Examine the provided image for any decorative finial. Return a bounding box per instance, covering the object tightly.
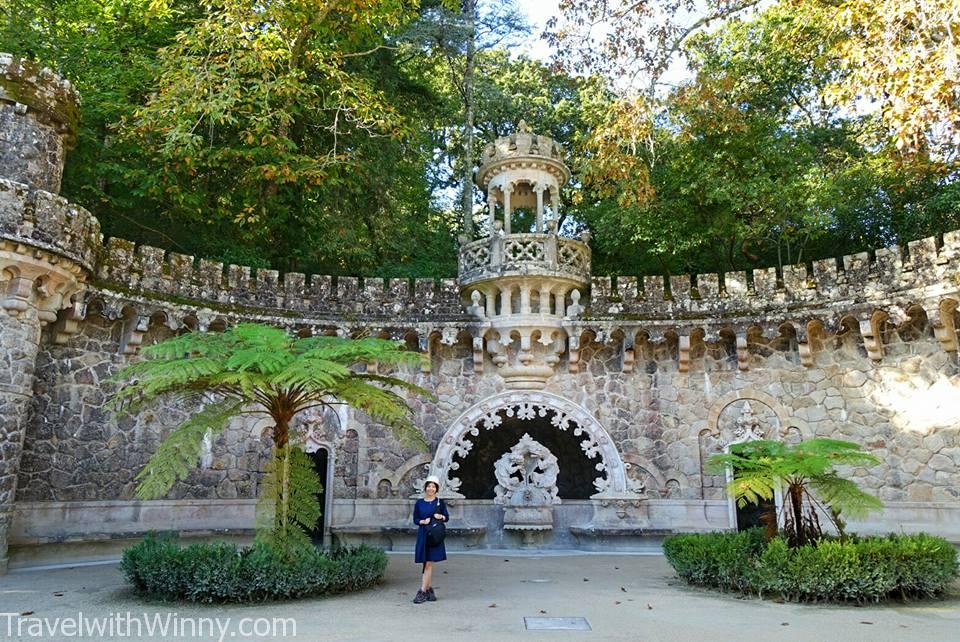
[517,119,531,134]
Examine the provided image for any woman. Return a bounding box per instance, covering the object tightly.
[412,474,448,604]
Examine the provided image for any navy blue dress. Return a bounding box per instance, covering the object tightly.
[413,497,449,564]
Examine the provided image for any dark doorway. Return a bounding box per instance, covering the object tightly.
[735,496,775,531]
[452,411,603,499]
[308,448,329,545]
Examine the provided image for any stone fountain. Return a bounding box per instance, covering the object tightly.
[494,433,561,546]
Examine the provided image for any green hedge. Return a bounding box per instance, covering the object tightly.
[121,533,388,603]
[663,530,958,603]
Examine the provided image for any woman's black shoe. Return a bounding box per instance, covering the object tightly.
[426,587,437,601]
[413,590,428,604]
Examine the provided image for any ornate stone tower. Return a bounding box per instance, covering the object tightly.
[0,55,98,572]
[458,122,591,389]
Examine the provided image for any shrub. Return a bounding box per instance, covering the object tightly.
[662,528,765,592]
[121,533,388,603]
[663,530,958,603]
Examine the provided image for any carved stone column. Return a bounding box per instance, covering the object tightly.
[0,270,41,573]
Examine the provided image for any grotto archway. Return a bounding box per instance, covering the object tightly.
[429,391,641,499]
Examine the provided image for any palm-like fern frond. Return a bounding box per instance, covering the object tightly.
[133,400,244,500]
[707,437,883,546]
[725,469,778,509]
[109,323,431,552]
[332,378,429,450]
[811,472,884,518]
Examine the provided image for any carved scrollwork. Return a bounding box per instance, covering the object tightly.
[429,391,640,499]
[493,433,561,506]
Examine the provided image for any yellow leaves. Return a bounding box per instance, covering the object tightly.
[581,95,657,209]
[801,0,960,158]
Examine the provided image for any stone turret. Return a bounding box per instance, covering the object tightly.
[0,53,79,193]
[476,119,570,235]
[460,123,590,389]
[0,54,95,573]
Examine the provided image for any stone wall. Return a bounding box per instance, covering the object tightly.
[2,53,959,568]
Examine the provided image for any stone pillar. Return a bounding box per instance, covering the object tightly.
[0,266,52,572]
[519,285,531,314]
[487,193,496,235]
[499,286,512,315]
[0,54,91,573]
[503,185,513,235]
[534,184,545,232]
[539,285,551,314]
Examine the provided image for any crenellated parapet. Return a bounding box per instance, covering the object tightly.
[95,237,462,320]
[0,54,79,194]
[588,232,960,320]
[0,178,101,271]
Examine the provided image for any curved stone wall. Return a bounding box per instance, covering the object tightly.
[1,54,958,568]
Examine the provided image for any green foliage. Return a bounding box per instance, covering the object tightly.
[121,532,388,603]
[109,323,431,548]
[663,530,959,603]
[256,445,323,553]
[708,438,882,546]
[579,3,960,276]
[661,528,766,592]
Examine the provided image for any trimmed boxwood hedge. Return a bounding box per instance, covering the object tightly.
[663,530,959,603]
[121,533,388,603]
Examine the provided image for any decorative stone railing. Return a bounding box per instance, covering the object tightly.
[458,232,592,288]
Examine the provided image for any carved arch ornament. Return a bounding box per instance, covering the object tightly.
[705,390,807,529]
[429,391,643,499]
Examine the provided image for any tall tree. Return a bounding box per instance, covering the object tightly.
[562,3,960,276]
[405,0,529,237]
[549,0,960,162]
[461,0,477,237]
[0,0,201,247]
[124,0,417,269]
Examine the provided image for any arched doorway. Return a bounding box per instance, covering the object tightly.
[452,409,602,499]
[430,391,642,499]
[307,447,329,545]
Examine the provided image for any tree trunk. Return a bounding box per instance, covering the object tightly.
[789,481,805,546]
[460,0,477,238]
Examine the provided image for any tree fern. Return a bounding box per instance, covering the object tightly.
[109,323,433,551]
[708,438,883,547]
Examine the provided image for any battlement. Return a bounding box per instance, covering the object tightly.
[0,179,100,270]
[95,236,463,319]
[0,54,79,193]
[587,231,960,318]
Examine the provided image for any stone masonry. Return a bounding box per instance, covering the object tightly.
[0,55,958,570]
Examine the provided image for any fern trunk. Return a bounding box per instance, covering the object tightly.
[788,480,805,546]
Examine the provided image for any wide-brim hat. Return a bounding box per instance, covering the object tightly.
[423,475,441,490]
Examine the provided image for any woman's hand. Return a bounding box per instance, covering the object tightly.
[433,513,445,521]
[419,518,431,525]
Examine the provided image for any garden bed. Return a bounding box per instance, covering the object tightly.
[121,533,387,603]
[663,529,959,603]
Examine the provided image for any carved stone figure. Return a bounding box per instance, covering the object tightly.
[493,433,561,506]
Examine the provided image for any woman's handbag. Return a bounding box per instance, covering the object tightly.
[426,499,446,547]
